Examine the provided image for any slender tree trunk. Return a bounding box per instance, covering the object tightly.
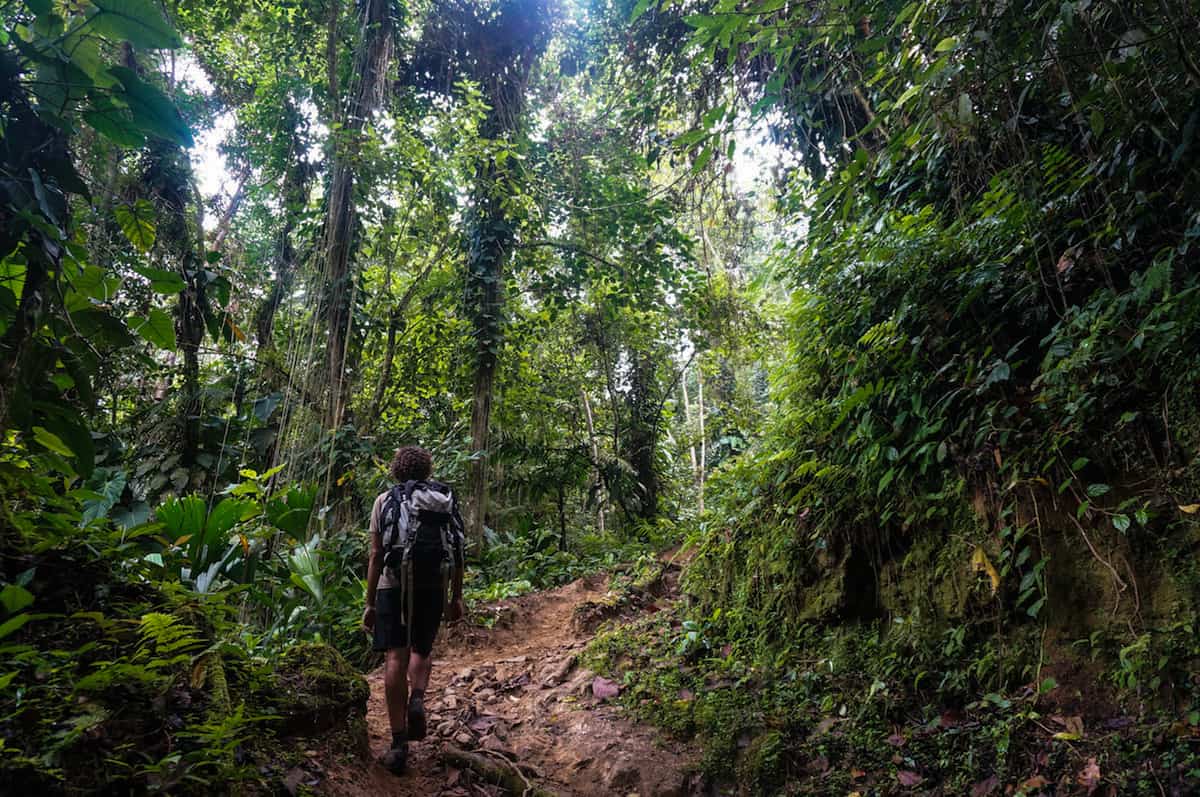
[557,483,567,551]
[696,364,706,514]
[626,351,659,520]
[681,368,698,494]
[581,388,604,535]
[322,0,392,429]
[211,164,250,253]
[0,56,75,436]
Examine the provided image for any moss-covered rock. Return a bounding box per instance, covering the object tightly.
[264,643,369,750]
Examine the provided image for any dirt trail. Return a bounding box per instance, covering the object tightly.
[319,558,704,797]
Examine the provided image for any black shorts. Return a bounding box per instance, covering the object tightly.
[373,582,444,656]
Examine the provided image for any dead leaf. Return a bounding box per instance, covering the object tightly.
[939,708,964,728]
[1179,503,1199,514]
[886,732,907,747]
[971,775,1000,796]
[591,676,620,700]
[283,768,306,796]
[1056,249,1076,276]
[897,770,924,787]
[1077,758,1101,793]
[1021,775,1049,790]
[468,715,502,733]
[814,717,839,735]
[971,545,1001,595]
[850,768,866,780]
[1051,715,1084,740]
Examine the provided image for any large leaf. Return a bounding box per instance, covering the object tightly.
[88,0,183,50]
[252,392,283,422]
[158,495,207,540]
[37,406,95,478]
[185,498,254,570]
[114,200,156,251]
[133,265,184,294]
[81,467,127,524]
[32,426,74,458]
[129,307,176,350]
[205,498,254,541]
[265,486,315,537]
[84,108,145,146]
[108,66,193,146]
[0,585,34,614]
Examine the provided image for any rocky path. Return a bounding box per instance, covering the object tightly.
[319,558,703,797]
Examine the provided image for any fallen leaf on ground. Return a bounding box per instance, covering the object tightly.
[1051,714,1084,740]
[886,732,906,747]
[814,716,838,735]
[939,708,964,728]
[1077,758,1101,793]
[591,676,620,700]
[971,775,999,796]
[897,770,923,787]
[1021,774,1049,790]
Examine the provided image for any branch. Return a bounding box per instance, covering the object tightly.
[515,239,621,271]
[440,745,554,797]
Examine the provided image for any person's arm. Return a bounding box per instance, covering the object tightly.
[362,497,383,633]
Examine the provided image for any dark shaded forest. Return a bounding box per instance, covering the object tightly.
[2,0,1199,793]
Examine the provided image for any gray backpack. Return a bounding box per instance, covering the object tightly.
[379,480,463,627]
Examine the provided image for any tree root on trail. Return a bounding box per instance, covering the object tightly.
[440,745,556,797]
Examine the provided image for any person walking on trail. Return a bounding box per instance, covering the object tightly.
[361,445,466,775]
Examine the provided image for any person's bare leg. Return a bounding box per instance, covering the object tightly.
[408,651,433,693]
[406,651,433,739]
[384,647,410,743]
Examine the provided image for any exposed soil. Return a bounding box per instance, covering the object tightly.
[316,557,704,797]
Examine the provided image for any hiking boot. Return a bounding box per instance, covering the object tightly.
[407,691,427,741]
[379,741,408,776]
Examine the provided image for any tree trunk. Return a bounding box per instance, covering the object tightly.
[681,368,698,500]
[322,0,392,429]
[557,482,567,550]
[626,351,659,520]
[210,163,250,253]
[255,152,307,354]
[696,363,706,514]
[463,131,515,548]
[581,389,605,535]
[452,0,554,549]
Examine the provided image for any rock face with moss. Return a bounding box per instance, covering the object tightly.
[266,642,370,754]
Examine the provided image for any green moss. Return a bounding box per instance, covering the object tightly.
[265,643,369,741]
[736,730,786,791]
[879,531,973,622]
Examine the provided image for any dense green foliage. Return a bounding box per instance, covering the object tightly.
[2,0,1199,791]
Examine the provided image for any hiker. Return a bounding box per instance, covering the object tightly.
[361,445,466,775]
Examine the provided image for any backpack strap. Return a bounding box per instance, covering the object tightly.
[381,484,409,551]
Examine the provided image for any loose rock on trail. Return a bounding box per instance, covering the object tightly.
[318,556,704,796]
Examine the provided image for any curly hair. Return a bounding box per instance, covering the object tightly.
[390,445,433,483]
